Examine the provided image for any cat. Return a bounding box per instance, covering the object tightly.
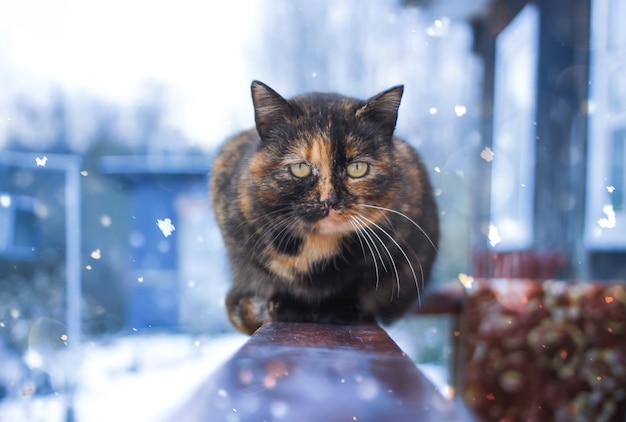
[210,80,439,335]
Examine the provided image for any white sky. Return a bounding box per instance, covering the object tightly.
[0,0,263,148]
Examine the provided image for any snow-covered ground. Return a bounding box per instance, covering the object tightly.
[0,330,449,422]
[0,332,248,422]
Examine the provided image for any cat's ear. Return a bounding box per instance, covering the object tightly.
[251,80,293,140]
[356,85,404,135]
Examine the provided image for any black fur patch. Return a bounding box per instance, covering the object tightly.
[270,230,303,256]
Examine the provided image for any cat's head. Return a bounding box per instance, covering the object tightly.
[247,80,404,236]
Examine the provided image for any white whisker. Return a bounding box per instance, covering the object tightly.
[357,214,421,305]
[272,220,299,254]
[241,206,294,251]
[350,218,380,290]
[255,211,301,259]
[351,216,388,273]
[359,204,438,253]
[417,255,425,291]
[353,215,400,300]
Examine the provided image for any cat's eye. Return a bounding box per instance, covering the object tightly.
[289,162,312,178]
[346,162,369,178]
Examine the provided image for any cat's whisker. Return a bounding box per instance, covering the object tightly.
[272,219,299,254]
[351,215,388,273]
[263,213,301,257]
[357,214,421,305]
[349,219,368,264]
[249,210,299,259]
[353,215,400,300]
[417,255,425,291]
[233,206,292,238]
[396,236,426,294]
[359,204,438,253]
[350,217,381,290]
[398,237,426,294]
[238,206,294,250]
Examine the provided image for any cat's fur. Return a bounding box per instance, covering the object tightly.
[211,81,439,335]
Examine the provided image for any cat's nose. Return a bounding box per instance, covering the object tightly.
[321,191,339,209]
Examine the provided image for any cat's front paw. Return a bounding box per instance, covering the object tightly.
[227,296,270,335]
[269,295,372,326]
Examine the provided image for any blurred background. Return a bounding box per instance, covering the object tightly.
[0,0,623,420]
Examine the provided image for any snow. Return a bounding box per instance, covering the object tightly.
[597,204,616,229]
[480,147,494,162]
[0,332,248,422]
[156,218,176,238]
[35,156,48,167]
[488,224,501,247]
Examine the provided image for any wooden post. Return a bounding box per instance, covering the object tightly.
[169,322,475,421]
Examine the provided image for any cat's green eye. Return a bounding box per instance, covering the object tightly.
[289,162,312,178]
[346,161,369,178]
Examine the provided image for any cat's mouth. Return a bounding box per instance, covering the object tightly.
[313,209,354,235]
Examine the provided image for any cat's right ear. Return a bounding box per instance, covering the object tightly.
[251,81,292,140]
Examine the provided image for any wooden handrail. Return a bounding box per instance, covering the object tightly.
[170,322,475,421]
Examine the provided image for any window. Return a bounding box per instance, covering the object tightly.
[585,0,626,248]
[489,3,540,250]
[0,193,40,260]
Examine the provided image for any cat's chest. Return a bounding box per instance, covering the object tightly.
[266,231,344,281]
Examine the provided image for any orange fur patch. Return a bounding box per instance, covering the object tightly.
[305,136,333,201]
[267,230,344,281]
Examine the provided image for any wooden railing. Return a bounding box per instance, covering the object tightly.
[166,247,625,421]
[170,321,475,421]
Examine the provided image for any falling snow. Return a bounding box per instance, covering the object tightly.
[488,225,501,247]
[597,205,616,229]
[90,249,102,260]
[480,147,494,162]
[0,194,10,208]
[100,215,112,227]
[458,273,474,289]
[157,218,176,237]
[35,156,48,167]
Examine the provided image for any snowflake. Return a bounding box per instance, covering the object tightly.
[35,156,48,167]
[157,218,176,237]
[480,147,494,162]
[458,273,474,289]
[597,205,616,229]
[0,194,11,208]
[488,224,501,247]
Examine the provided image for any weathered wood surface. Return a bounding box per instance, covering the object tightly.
[171,322,475,421]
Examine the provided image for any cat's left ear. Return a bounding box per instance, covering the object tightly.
[356,85,404,135]
[251,80,293,140]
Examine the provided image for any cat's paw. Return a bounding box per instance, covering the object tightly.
[228,296,270,335]
[269,295,373,326]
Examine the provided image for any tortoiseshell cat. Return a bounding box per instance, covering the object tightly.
[211,81,439,335]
